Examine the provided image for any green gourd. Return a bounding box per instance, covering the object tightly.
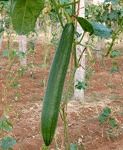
[41,23,74,146]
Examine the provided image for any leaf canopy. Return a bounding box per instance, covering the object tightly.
[11,0,44,35]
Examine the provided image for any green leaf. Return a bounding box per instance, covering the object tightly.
[70,143,78,150]
[0,116,13,132]
[91,22,112,38]
[76,17,94,34]
[110,50,121,58]
[98,107,111,124]
[109,117,117,128]
[11,0,44,35]
[0,137,16,150]
[103,107,111,115]
[75,81,88,90]
[98,115,107,124]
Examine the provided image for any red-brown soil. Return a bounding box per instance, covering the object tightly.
[1,38,123,150]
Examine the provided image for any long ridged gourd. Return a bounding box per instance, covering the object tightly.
[41,23,74,146]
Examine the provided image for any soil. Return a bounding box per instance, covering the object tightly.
[0,37,123,150]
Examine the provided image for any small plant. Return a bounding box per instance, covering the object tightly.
[98,107,117,127]
[0,116,16,150]
[98,107,118,139]
[0,116,13,132]
[75,80,88,90]
[0,136,16,150]
[110,50,121,58]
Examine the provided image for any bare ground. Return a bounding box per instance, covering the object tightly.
[0,38,123,150]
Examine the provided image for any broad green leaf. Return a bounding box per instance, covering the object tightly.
[11,0,44,35]
[0,136,16,150]
[76,17,94,34]
[91,22,112,38]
